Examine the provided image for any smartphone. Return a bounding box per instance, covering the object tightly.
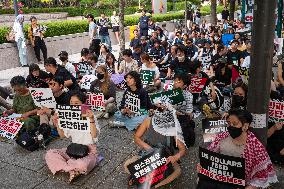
[81,104,91,117]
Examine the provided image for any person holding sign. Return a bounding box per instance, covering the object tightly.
[173,74,195,147]
[140,53,161,91]
[197,109,277,189]
[112,71,153,130]
[45,91,100,182]
[90,65,117,119]
[124,97,186,188]
[3,76,39,132]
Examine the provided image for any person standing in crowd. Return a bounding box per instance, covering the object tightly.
[221,6,230,21]
[86,14,97,45]
[194,8,201,25]
[45,91,100,183]
[110,11,120,45]
[138,9,150,37]
[26,63,49,88]
[90,65,117,119]
[28,16,47,63]
[197,109,278,189]
[44,57,79,91]
[186,7,194,30]
[58,51,77,78]
[118,49,139,74]
[98,13,112,51]
[13,14,28,67]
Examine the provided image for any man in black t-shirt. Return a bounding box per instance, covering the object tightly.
[44,57,79,91]
[221,7,229,21]
[226,40,244,67]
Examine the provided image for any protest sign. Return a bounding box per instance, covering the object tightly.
[125,91,141,115]
[198,147,245,188]
[163,80,174,91]
[237,66,249,84]
[74,62,92,76]
[80,75,97,90]
[29,88,56,109]
[269,99,284,123]
[221,34,234,47]
[86,93,105,111]
[141,70,155,85]
[150,88,184,105]
[189,76,207,94]
[127,148,174,188]
[57,105,90,132]
[202,118,228,143]
[0,117,23,139]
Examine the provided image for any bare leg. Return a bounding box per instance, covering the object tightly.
[123,155,140,174]
[115,31,120,44]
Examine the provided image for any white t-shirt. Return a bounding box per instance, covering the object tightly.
[65,62,77,78]
[141,64,160,79]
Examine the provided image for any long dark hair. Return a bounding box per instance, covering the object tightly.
[105,53,117,69]
[125,71,142,90]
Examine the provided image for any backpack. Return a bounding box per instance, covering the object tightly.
[16,124,51,151]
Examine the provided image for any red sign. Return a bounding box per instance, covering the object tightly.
[189,77,207,94]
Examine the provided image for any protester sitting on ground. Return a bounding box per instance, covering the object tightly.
[213,62,232,91]
[132,44,143,67]
[158,45,178,78]
[44,57,79,91]
[197,109,278,189]
[105,53,118,75]
[172,74,195,147]
[140,36,149,53]
[37,76,70,130]
[58,51,77,78]
[118,49,139,74]
[26,63,49,88]
[80,48,90,62]
[89,65,117,119]
[140,53,161,92]
[156,26,167,41]
[3,76,39,132]
[231,82,248,110]
[149,40,166,62]
[111,71,153,130]
[45,91,100,182]
[124,97,186,188]
[88,54,99,76]
[98,43,110,65]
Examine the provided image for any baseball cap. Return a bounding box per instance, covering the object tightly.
[58,51,68,57]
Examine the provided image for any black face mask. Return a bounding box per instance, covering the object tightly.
[232,95,245,108]
[97,73,104,80]
[227,126,243,139]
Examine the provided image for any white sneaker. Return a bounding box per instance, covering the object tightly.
[103,113,110,119]
[109,121,125,128]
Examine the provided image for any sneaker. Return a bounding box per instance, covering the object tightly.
[109,121,125,128]
[96,112,105,119]
[103,113,109,119]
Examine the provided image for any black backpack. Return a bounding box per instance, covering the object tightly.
[16,124,51,151]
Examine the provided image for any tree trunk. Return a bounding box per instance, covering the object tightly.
[211,0,217,25]
[229,0,235,20]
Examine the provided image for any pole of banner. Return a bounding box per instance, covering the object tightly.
[13,0,19,17]
[241,0,246,22]
[277,0,283,38]
[247,0,277,146]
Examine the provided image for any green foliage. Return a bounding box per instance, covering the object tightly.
[0,12,184,44]
[200,5,224,15]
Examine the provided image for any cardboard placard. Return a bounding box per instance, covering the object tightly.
[189,76,207,94]
[198,147,245,188]
[237,66,249,84]
[80,75,97,90]
[86,93,105,111]
[269,99,284,123]
[202,118,228,143]
[57,105,90,132]
[163,80,174,91]
[0,117,23,139]
[150,88,184,105]
[125,91,141,115]
[29,88,57,109]
[127,148,174,188]
[141,70,155,85]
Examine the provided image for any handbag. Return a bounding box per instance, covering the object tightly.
[66,143,89,159]
[6,28,15,42]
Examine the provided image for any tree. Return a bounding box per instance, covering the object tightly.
[211,0,217,25]
[229,0,236,20]
[119,0,125,53]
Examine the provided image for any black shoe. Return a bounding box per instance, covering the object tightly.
[22,65,29,67]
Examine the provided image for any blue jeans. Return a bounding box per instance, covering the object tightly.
[114,112,147,131]
[16,38,27,66]
[99,35,112,51]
